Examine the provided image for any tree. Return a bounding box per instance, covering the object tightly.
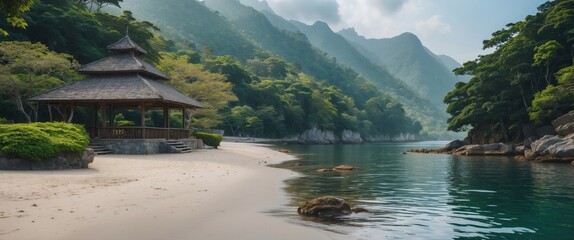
[224,105,256,136]
[158,52,237,129]
[0,41,80,122]
[530,65,574,123]
[0,0,33,36]
[533,40,563,84]
[75,0,123,12]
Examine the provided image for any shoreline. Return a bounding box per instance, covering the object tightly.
[0,142,336,240]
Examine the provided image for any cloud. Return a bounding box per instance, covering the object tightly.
[266,0,341,24]
[415,15,452,37]
[366,0,410,15]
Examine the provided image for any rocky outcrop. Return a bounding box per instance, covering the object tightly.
[530,133,574,159]
[517,112,574,162]
[408,113,574,164]
[552,112,574,136]
[297,196,352,218]
[457,143,515,156]
[444,140,467,151]
[364,133,417,142]
[286,127,338,144]
[0,148,95,170]
[552,112,574,129]
[341,130,363,143]
[286,127,416,144]
[408,140,514,156]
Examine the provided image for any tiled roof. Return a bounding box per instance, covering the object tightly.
[107,35,148,54]
[77,53,170,80]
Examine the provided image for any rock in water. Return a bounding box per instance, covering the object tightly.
[332,165,358,171]
[297,196,352,218]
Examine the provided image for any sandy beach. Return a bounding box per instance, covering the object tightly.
[0,142,336,240]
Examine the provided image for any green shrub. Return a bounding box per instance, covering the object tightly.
[0,118,12,124]
[0,122,89,161]
[193,131,223,148]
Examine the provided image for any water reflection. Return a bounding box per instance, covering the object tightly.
[275,142,574,239]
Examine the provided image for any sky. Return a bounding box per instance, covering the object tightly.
[257,0,547,63]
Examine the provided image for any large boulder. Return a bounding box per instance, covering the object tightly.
[297,196,352,218]
[531,134,574,158]
[555,122,574,137]
[443,140,466,151]
[552,112,574,128]
[523,136,538,148]
[535,125,557,138]
[464,143,514,155]
[531,135,563,156]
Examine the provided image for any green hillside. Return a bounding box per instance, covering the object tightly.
[339,29,459,108]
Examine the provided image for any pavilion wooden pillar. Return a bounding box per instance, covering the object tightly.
[140,103,146,139]
[101,104,107,128]
[93,105,99,138]
[181,107,185,129]
[163,107,169,139]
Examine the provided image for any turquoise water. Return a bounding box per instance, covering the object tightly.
[275,141,574,239]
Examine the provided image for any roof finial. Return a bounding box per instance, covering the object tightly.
[126,25,129,36]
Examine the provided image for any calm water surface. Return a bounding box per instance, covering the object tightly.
[274,141,574,239]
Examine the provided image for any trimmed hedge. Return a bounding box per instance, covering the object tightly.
[193,131,223,148]
[0,122,89,161]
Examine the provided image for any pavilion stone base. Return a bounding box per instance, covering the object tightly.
[0,149,95,170]
[92,139,200,154]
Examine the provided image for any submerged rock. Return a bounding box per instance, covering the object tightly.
[316,168,333,173]
[297,196,352,218]
[332,165,358,172]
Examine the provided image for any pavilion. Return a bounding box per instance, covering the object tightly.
[29,35,205,154]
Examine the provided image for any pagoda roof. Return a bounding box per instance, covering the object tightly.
[28,74,205,109]
[77,53,170,80]
[107,35,148,54]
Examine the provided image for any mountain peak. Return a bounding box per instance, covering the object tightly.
[337,28,368,43]
[395,32,422,45]
[239,0,274,13]
[311,21,332,30]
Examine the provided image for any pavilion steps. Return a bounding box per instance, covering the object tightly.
[165,140,192,153]
[88,143,114,155]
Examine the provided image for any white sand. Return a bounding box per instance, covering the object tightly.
[0,142,337,240]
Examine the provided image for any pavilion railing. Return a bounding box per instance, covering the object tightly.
[89,127,191,139]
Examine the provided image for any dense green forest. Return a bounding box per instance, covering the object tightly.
[0,0,422,140]
[444,0,574,144]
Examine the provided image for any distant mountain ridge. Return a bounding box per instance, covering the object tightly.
[338,28,459,108]
[208,0,451,134]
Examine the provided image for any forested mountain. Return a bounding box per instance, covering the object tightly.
[202,0,456,137]
[444,0,574,144]
[0,0,423,141]
[435,54,472,82]
[339,29,459,108]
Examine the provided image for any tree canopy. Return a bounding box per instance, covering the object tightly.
[445,0,574,143]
